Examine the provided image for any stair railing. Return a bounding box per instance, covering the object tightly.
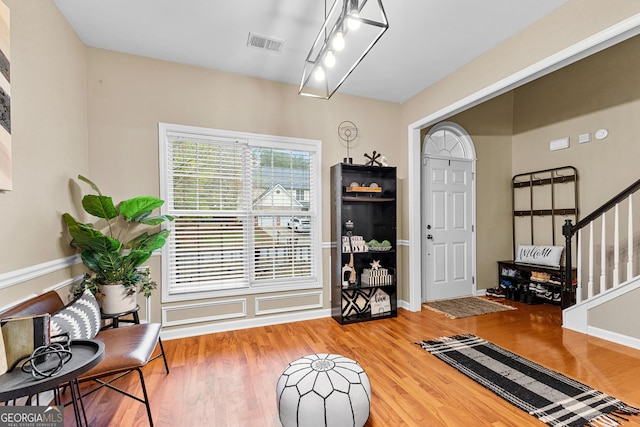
[563,177,640,308]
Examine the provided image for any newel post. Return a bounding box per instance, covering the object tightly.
[562,219,575,309]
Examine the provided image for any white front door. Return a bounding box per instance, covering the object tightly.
[422,157,474,301]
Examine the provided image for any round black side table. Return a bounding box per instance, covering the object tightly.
[0,339,105,427]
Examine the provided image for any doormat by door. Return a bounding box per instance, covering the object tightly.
[423,296,515,319]
[416,334,640,427]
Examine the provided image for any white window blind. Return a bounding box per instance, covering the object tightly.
[160,124,321,299]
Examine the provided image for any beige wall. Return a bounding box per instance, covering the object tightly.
[0,0,88,303]
[0,0,88,272]
[590,287,640,339]
[512,33,640,215]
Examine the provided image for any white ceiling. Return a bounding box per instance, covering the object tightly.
[52,0,566,104]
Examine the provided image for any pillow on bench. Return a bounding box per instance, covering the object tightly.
[515,245,564,269]
[50,289,101,340]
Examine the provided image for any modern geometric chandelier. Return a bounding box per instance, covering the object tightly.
[299,0,389,99]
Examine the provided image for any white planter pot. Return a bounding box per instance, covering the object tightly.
[99,283,137,314]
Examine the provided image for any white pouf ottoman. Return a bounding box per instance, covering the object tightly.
[276,354,371,427]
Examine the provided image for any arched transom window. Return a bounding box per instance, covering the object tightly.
[422,121,475,160]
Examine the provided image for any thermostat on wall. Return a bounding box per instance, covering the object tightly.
[595,129,609,140]
[549,137,570,151]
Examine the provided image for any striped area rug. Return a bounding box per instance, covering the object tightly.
[417,334,640,427]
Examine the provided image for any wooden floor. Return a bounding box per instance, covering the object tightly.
[70,298,640,426]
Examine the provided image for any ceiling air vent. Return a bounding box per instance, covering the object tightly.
[247,32,285,53]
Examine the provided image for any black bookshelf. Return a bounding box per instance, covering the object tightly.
[330,163,397,324]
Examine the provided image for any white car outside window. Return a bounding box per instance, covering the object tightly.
[288,218,310,233]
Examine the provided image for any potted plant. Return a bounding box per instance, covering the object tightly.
[63,175,174,314]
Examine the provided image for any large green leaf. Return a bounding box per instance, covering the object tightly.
[80,251,101,273]
[85,235,121,253]
[78,175,104,196]
[80,250,123,276]
[62,212,80,228]
[82,194,118,220]
[121,249,152,271]
[63,213,105,251]
[126,230,170,251]
[140,215,175,226]
[95,252,125,281]
[119,197,164,222]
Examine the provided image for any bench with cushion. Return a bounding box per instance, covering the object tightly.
[0,290,169,426]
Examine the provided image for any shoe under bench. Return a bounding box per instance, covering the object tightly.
[497,261,576,306]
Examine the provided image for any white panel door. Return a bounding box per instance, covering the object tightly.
[422,158,474,301]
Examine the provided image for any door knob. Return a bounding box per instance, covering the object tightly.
[426,234,433,240]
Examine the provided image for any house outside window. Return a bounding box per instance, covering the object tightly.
[295,188,307,205]
[158,123,322,302]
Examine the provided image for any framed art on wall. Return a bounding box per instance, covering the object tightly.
[0,0,10,191]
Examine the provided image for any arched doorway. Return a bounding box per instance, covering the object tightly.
[421,122,476,302]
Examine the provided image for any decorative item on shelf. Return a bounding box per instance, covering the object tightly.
[370,288,391,315]
[364,150,382,166]
[343,219,357,286]
[344,219,354,232]
[338,121,358,164]
[346,183,382,193]
[341,288,371,317]
[367,239,392,251]
[362,152,388,166]
[62,175,175,314]
[341,264,354,288]
[342,235,368,253]
[361,261,394,286]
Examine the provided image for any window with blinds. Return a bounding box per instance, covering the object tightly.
[159,123,321,300]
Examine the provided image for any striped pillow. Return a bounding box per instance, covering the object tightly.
[50,289,101,340]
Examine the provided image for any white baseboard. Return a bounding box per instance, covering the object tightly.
[160,308,332,340]
[160,303,417,340]
[588,326,640,351]
[397,299,411,311]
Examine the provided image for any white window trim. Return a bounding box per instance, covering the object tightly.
[158,122,323,303]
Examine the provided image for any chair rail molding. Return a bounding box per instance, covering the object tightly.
[0,255,80,290]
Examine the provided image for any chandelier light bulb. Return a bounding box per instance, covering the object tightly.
[347,14,361,31]
[324,51,336,68]
[314,66,326,81]
[332,31,345,51]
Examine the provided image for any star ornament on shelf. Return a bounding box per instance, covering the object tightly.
[370,260,381,270]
